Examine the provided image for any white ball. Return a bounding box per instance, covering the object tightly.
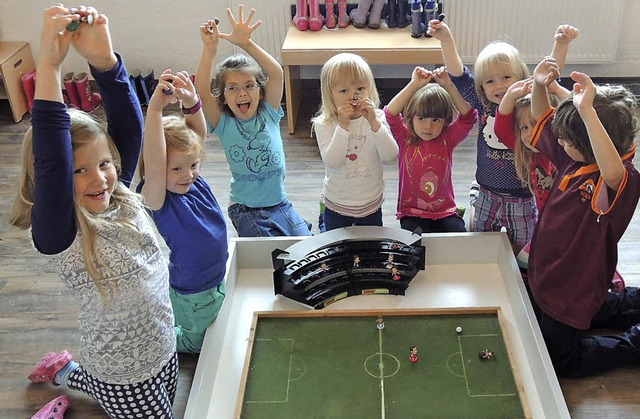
[456,326,463,333]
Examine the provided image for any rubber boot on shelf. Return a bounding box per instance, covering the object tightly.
[367,0,386,28]
[63,72,81,109]
[396,0,410,28]
[410,0,425,38]
[73,72,102,112]
[337,0,350,28]
[20,69,36,112]
[293,0,309,31]
[325,0,337,29]
[387,0,398,28]
[308,0,325,31]
[349,0,373,28]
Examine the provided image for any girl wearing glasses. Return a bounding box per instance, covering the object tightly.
[195,5,311,237]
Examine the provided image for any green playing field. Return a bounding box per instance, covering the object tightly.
[237,310,526,419]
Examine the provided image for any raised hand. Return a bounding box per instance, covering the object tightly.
[357,97,380,130]
[39,5,75,69]
[411,66,433,87]
[200,18,221,50]
[554,24,579,44]
[432,66,455,88]
[533,57,560,87]
[505,78,533,100]
[570,71,596,114]
[68,6,116,71]
[219,5,261,47]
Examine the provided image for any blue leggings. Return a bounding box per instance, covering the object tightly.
[67,353,179,418]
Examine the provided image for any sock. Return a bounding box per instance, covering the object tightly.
[54,360,79,388]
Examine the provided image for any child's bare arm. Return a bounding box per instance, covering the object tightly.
[550,25,579,72]
[531,57,559,120]
[499,78,532,115]
[572,72,625,190]
[433,67,472,115]
[221,6,283,110]
[172,71,206,142]
[386,67,432,116]
[427,21,463,77]
[195,19,223,128]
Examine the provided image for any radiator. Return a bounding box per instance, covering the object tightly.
[227,0,292,63]
[445,0,626,64]
[231,0,625,65]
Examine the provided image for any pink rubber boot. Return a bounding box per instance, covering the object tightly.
[293,0,309,30]
[337,0,350,28]
[308,0,325,31]
[325,0,337,29]
[73,72,102,112]
[21,69,36,112]
[62,72,81,109]
[31,395,70,419]
[28,350,73,385]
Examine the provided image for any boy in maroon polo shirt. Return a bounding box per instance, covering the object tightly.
[529,57,640,377]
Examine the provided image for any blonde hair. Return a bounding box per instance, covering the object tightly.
[513,94,562,192]
[312,53,380,126]
[474,41,529,110]
[513,97,535,191]
[138,115,204,180]
[10,109,145,291]
[403,83,456,145]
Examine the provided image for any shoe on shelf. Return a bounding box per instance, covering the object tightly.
[28,350,73,385]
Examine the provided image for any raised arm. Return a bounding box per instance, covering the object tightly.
[531,57,559,120]
[427,21,463,77]
[221,6,283,110]
[432,66,472,116]
[386,67,432,116]
[550,25,579,72]
[572,72,625,190]
[173,70,206,140]
[196,18,224,128]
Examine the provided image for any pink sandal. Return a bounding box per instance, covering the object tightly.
[28,351,73,385]
[31,395,70,419]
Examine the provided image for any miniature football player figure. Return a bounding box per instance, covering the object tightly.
[353,255,361,268]
[479,349,494,360]
[320,262,329,271]
[377,316,385,330]
[409,345,419,363]
[391,267,401,281]
[386,254,395,269]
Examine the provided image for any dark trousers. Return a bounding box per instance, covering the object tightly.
[399,214,466,233]
[529,286,640,377]
[323,207,383,231]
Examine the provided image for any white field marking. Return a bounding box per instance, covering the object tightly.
[245,338,295,404]
[378,327,386,419]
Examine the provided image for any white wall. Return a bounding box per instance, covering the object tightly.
[1,0,639,78]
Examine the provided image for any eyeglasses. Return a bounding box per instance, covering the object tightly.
[223,83,259,94]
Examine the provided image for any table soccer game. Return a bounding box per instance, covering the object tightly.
[236,309,527,419]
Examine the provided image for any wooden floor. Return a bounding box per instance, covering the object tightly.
[1,93,640,418]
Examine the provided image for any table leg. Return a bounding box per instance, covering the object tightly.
[284,64,301,134]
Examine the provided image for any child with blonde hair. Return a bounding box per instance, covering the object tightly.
[428,21,577,253]
[312,52,398,231]
[384,66,477,232]
[138,70,228,354]
[11,6,176,418]
[195,5,311,237]
[529,58,640,377]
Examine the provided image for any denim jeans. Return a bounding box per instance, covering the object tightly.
[323,207,383,231]
[228,200,312,237]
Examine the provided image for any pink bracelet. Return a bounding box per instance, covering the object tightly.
[182,95,202,115]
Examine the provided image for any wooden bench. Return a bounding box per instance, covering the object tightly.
[280,23,443,134]
[0,42,35,122]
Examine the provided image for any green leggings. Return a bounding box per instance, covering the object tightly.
[170,283,225,353]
